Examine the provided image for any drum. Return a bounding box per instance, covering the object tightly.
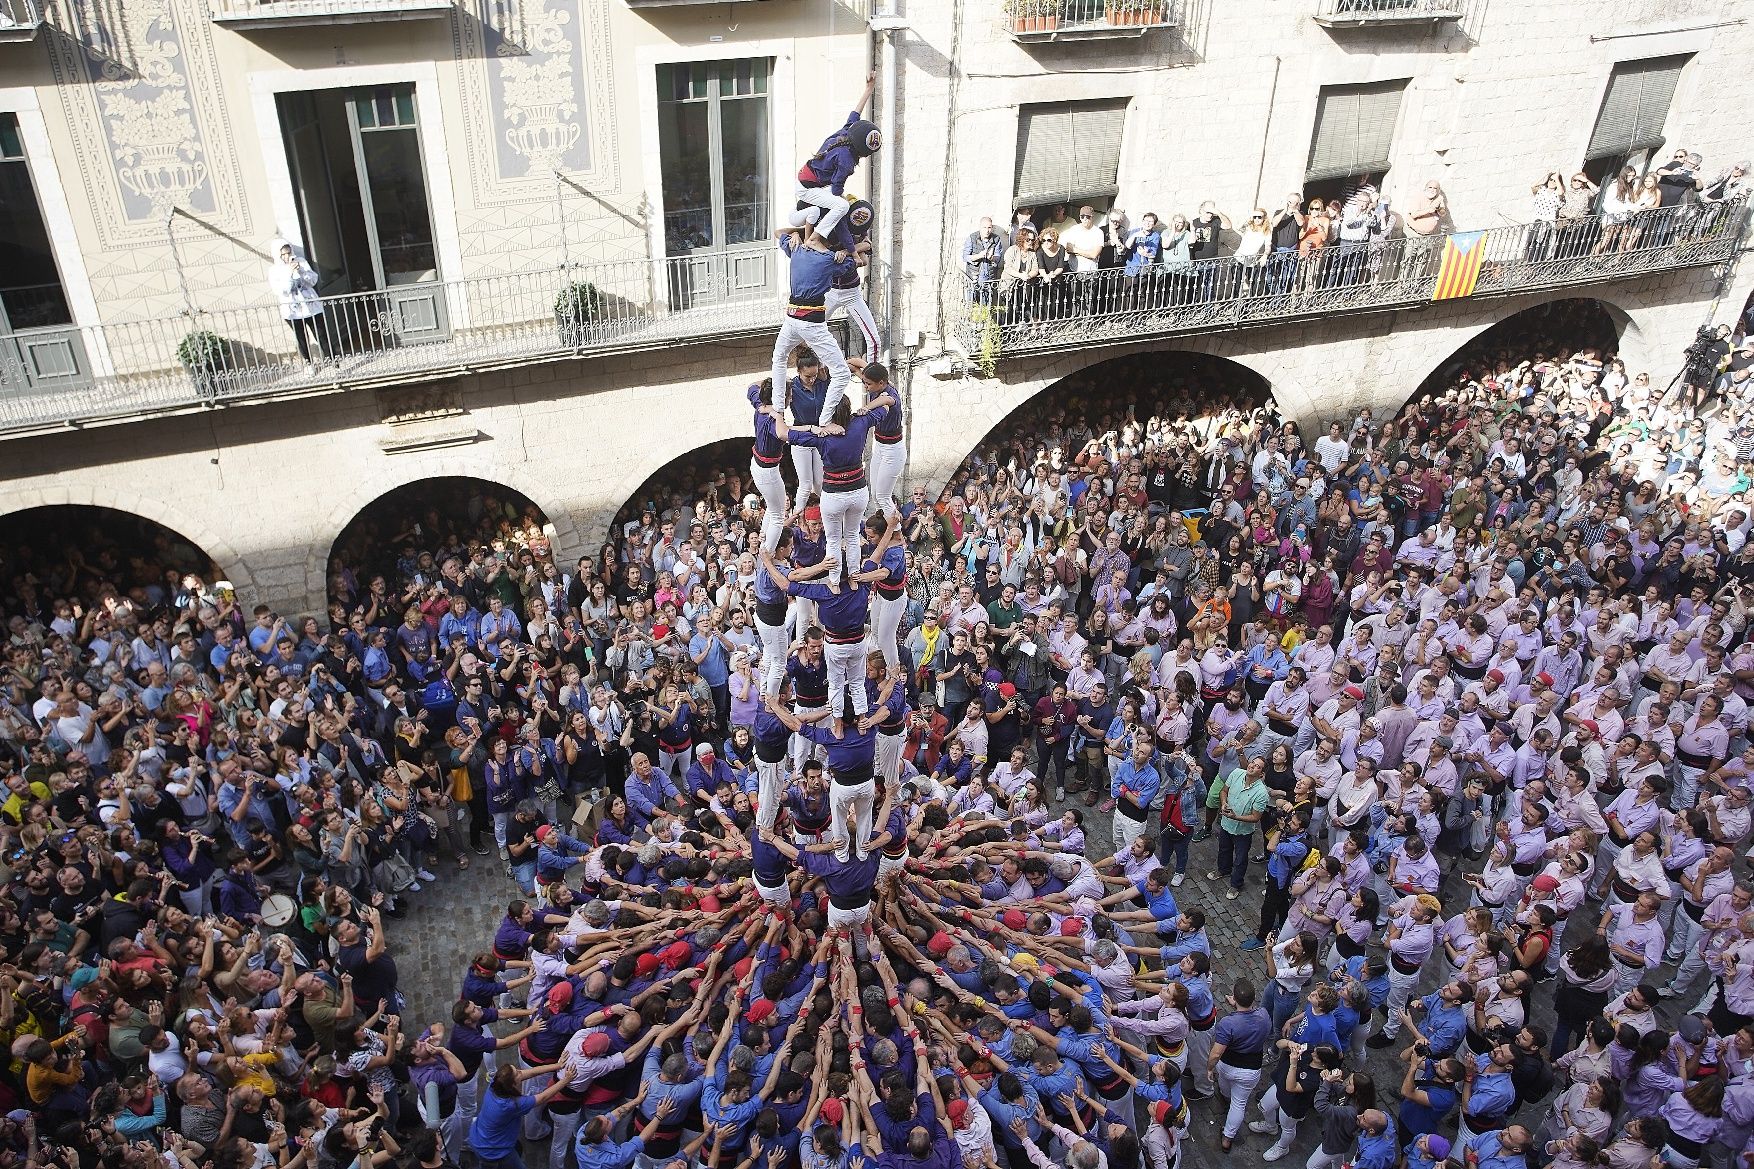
[261,892,298,928]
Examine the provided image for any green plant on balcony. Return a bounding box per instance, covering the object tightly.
[1005,0,1060,33]
[1105,0,1168,25]
[554,281,606,348]
[176,329,230,397]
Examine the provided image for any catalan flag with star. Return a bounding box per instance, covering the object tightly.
[1431,230,1487,301]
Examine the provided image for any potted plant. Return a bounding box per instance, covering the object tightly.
[176,329,230,397]
[554,281,606,348]
[1007,0,1059,33]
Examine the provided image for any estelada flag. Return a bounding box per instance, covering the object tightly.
[1432,231,1486,301]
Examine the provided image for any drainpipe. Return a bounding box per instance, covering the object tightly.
[872,7,907,351]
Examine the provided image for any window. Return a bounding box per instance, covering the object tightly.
[657,59,771,256]
[277,85,440,295]
[0,112,73,332]
[1013,99,1128,212]
[1304,80,1407,185]
[1585,55,1689,162]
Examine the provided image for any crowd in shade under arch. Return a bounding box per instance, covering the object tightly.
[11,300,1754,1169]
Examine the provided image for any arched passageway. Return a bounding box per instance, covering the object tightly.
[1410,297,1627,402]
[609,437,781,553]
[325,478,556,621]
[0,505,221,614]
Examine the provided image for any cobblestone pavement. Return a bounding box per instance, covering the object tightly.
[391,796,1690,1169]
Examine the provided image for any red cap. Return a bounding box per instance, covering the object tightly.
[582,1031,611,1057]
[820,1098,844,1125]
[732,955,754,980]
[804,506,822,522]
[1535,672,1555,687]
[1001,909,1027,930]
[535,824,553,843]
[746,999,777,1025]
[1577,718,1599,735]
[1152,1100,1172,1126]
[698,894,721,913]
[547,981,573,1011]
[1531,874,1560,893]
[635,952,661,978]
[1341,684,1364,700]
[947,1099,970,1128]
[1060,918,1084,937]
[999,682,1017,698]
[927,931,955,957]
[1486,668,1506,684]
[661,941,692,969]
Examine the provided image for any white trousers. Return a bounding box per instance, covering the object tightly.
[830,778,876,859]
[772,317,852,424]
[791,446,824,509]
[825,638,869,718]
[1381,965,1421,1036]
[791,704,828,771]
[827,900,873,930]
[868,440,906,520]
[819,487,868,586]
[1257,1085,1300,1151]
[825,285,880,359]
[756,614,790,697]
[755,872,791,908]
[1215,1064,1260,1139]
[1113,809,1148,853]
[876,729,903,786]
[791,184,850,239]
[755,756,787,831]
[870,592,905,668]
[750,457,788,552]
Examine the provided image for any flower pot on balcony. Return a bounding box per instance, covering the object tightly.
[176,329,232,399]
[554,281,607,348]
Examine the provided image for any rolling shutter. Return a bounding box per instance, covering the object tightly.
[1013,99,1128,210]
[1585,55,1688,161]
[1305,80,1407,182]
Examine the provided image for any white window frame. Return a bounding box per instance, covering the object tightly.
[246,62,466,325]
[0,86,104,357]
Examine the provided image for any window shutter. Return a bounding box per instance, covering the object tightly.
[1586,56,1688,161]
[1014,100,1128,210]
[1305,81,1407,183]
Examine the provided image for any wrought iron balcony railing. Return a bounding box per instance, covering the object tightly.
[0,251,778,436]
[952,200,1748,363]
[1008,0,1176,41]
[1314,0,1466,25]
[208,0,452,28]
[0,0,44,41]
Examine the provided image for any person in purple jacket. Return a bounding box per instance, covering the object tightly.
[768,391,895,591]
[788,70,879,249]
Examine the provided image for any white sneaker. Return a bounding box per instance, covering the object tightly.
[1248,1121,1277,1136]
[417,869,437,882]
[1170,872,1185,887]
[407,881,422,893]
[1264,1144,1291,1162]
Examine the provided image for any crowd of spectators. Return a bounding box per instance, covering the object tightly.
[964,156,1749,324]
[9,289,1754,1169]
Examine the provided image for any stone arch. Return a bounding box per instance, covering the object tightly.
[305,460,583,608]
[0,489,261,601]
[911,342,1294,503]
[1406,294,1647,408]
[606,437,778,541]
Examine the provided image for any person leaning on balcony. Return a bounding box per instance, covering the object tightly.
[962,218,1005,304]
[267,237,335,371]
[998,225,1043,323]
[1233,209,1273,296]
[1596,165,1640,254]
[1556,173,1599,258]
[1296,198,1331,290]
[1704,161,1752,203]
[1062,206,1105,275]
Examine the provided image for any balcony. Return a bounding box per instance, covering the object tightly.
[1313,0,1465,28]
[0,252,778,437]
[0,0,44,42]
[952,201,1747,364]
[625,0,765,7]
[209,0,452,29]
[1008,0,1176,42]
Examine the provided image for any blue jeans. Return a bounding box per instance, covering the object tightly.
[478,1154,526,1169]
[1216,827,1253,889]
[1156,828,1190,874]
